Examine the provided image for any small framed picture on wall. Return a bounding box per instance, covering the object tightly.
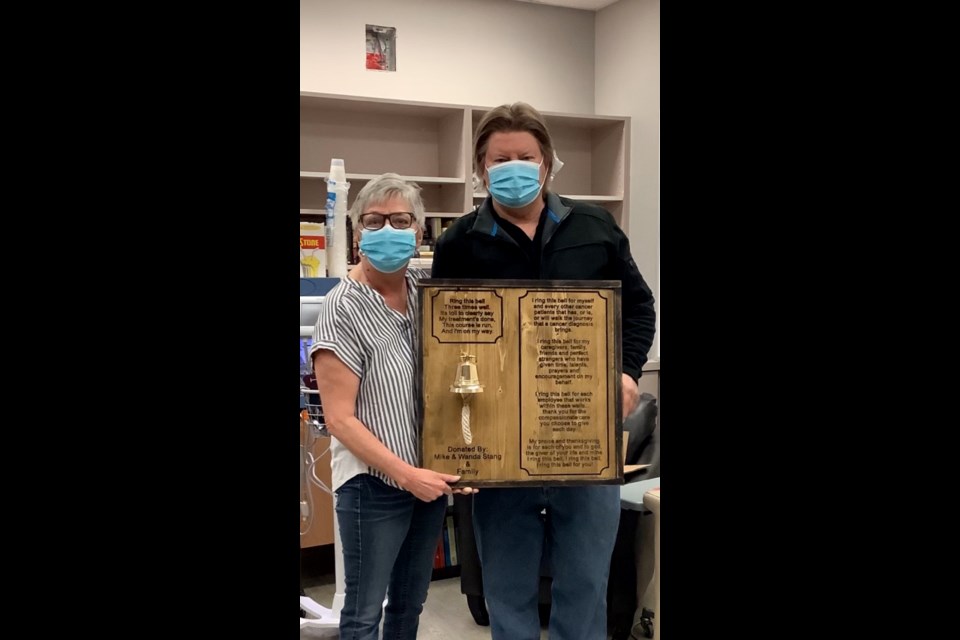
[365,24,397,71]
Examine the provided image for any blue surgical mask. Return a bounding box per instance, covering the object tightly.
[359,224,417,273]
[486,159,545,208]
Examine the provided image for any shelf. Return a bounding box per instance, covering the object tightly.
[300,172,464,185]
[300,95,469,183]
[557,194,622,202]
[301,181,466,216]
[301,92,467,118]
[301,209,462,219]
[409,257,433,270]
[301,92,629,232]
[424,211,464,218]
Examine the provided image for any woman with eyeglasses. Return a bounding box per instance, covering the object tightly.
[309,173,476,640]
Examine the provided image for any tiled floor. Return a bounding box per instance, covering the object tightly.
[299,481,659,639]
[300,575,651,639]
[301,576,548,640]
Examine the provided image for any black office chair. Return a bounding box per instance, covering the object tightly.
[455,393,659,629]
[611,392,659,639]
[624,392,660,479]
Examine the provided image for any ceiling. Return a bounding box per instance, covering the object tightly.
[512,0,622,11]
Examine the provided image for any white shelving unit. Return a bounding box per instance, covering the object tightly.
[300,91,632,245]
[300,93,471,223]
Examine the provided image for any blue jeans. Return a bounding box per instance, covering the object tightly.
[473,485,621,640]
[335,473,447,640]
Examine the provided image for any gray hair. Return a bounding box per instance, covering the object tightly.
[349,173,426,227]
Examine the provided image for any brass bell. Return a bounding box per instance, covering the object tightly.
[450,353,484,395]
[451,352,482,445]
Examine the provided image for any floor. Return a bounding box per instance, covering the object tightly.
[300,578,564,640]
[300,576,550,640]
[301,574,651,639]
[299,482,658,639]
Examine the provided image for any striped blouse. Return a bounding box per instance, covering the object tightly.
[309,268,427,491]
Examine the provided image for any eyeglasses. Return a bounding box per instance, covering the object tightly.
[359,212,416,230]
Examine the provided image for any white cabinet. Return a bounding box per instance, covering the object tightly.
[300,93,471,220]
[300,92,631,238]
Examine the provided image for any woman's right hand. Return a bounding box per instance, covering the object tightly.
[399,468,461,502]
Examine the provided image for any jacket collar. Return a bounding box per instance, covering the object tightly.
[470,192,573,246]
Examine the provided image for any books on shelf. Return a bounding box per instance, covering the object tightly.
[432,513,460,572]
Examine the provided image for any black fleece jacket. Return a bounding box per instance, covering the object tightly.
[431,192,656,380]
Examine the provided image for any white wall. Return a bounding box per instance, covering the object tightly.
[300,0,596,114]
[595,0,660,358]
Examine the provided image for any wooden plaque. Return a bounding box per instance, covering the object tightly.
[417,279,623,486]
